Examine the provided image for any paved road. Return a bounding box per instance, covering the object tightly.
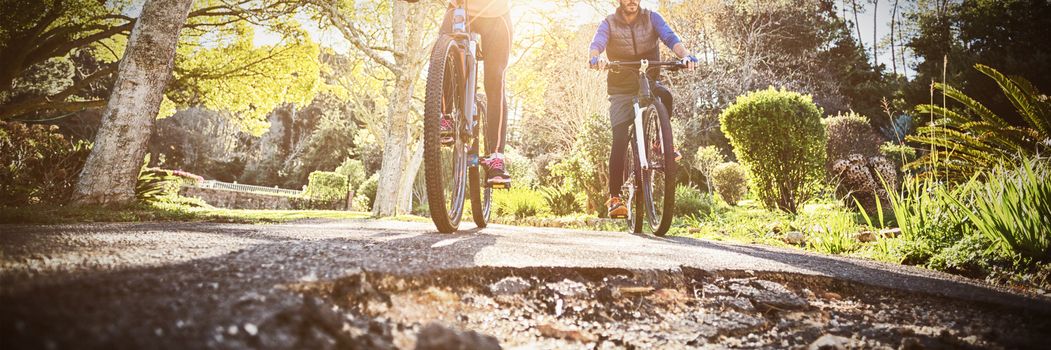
[2,219,1048,348]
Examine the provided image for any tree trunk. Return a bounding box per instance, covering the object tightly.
[872,0,879,69]
[890,0,899,75]
[372,74,414,215]
[397,140,425,212]
[371,0,432,216]
[851,0,865,57]
[72,0,194,205]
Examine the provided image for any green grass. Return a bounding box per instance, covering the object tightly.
[0,202,371,225]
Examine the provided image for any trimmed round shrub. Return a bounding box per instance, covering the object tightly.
[304,171,349,202]
[711,162,748,206]
[823,112,885,162]
[719,88,826,213]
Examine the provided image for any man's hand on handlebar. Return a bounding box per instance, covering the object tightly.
[589,56,609,70]
[680,55,698,70]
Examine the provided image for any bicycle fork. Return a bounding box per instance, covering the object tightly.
[632,101,650,170]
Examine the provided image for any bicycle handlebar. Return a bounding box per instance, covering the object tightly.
[602,60,687,71]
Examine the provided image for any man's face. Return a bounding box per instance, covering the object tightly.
[619,0,640,14]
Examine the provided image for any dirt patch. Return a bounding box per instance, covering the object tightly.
[274,267,1051,349]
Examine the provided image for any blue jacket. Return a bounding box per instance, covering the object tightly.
[590,7,682,95]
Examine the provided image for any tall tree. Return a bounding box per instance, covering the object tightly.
[73,0,194,205]
[904,0,1051,125]
[307,0,442,216]
[850,0,865,57]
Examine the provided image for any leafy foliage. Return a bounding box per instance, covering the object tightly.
[692,145,725,192]
[904,0,1051,125]
[169,22,321,134]
[823,112,885,162]
[711,162,748,206]
[720,88,827,213]
[540,186,582,216]
[908,64,1050,182]
[879,141,917,169]
[335,158,367,195]
[136,168,180,204]
[357,174,379,211]
[547,113,611,216]
[303,171,348,203]
[493,188,550,220]
[0,121,91,206]
[674,184,716,218]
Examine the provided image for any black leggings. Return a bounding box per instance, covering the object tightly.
[440,10,512,155]
[609,86,673,196]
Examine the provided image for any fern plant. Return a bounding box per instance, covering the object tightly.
[908,64,1050,182]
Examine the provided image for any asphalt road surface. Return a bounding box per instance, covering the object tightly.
[2,219,1049,349]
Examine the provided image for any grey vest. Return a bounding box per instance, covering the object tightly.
[605,8,660,61]
[604,8,661,95]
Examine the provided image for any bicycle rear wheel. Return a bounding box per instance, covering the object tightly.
[424,35,469,233]
[640,102,677,236]
[469,96,491,228]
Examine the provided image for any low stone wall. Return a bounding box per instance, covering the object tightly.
[180,186,295,210]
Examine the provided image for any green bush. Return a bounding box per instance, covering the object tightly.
[719,88,827,213]
[547,113,611,216]
[304,171,349,202]
[954,158,1051,262]
[540,186,582,216]
[493,188,550,219]
[711,162,748,206]
[675,184,716,217]
[823,112,884,162]
[0,121,91,206]
[335,158,367,194]
[357,174,379,211]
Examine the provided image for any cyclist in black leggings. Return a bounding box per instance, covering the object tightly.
[588,0,696,218]
[432,0,513,186]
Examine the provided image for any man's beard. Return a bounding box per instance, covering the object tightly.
[621,3,639,14]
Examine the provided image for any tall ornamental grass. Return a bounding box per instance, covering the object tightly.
[952,158,1051,262]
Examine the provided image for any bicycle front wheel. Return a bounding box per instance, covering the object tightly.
[424,35,469,233]
[625,134,644,234]
[640,101,677,236]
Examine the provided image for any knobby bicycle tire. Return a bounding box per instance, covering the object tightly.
[469,96,491,228]
[424,35,469,233]
[641,101,677,236]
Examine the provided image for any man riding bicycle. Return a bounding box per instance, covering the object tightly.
[408,0,514,186]
[588,0,697,218]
